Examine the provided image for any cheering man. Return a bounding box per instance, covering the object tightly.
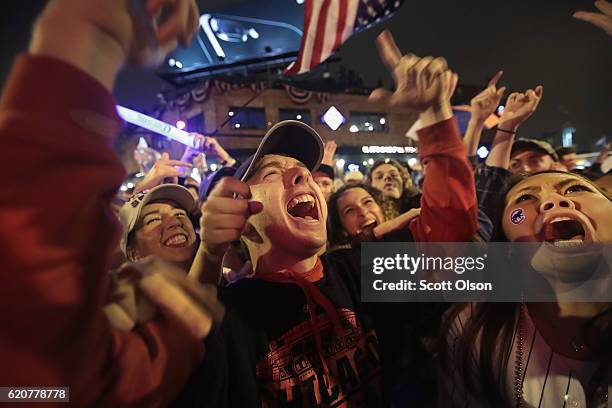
[182,31,478,407]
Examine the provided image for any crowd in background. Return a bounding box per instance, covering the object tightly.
[1,0,611,407]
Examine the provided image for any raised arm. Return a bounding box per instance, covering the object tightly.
[322,140,338,167]
[369,30,478,242]
[486,86,543,169]
[0,1,214,406]
[182,133,237,170]
[463,71,506,157]
[134,152,192,193]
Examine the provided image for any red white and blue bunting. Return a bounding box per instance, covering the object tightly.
[284,85,312,104]
[160,81,329,116]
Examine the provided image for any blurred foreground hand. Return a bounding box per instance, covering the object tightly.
[104,256,224,339]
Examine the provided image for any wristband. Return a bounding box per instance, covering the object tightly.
[497,128,516,135]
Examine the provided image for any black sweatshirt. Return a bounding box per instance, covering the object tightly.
[174,231,443,408]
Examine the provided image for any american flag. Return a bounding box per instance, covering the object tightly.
[284,0,405,76]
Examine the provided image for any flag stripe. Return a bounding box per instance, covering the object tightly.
[298,0,324,73]
[286,0,403,76]
[309,0,332,69]
[320,0,340,63]
[332,0,349,51]
[285,0,316,75]
[340,0,359,45]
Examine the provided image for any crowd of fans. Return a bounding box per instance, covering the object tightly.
[1,0,611,407]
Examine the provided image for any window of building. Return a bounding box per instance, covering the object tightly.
[348,112,388,133]
[228,107,266,130]
[279,108,311,125]
[186,113,205,133]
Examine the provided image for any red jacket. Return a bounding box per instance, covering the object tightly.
[0,56,204,406]
[411,117,478,242]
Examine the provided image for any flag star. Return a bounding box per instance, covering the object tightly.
[384,9,390,15]
[394,0,401,7]
[367,5,375,15]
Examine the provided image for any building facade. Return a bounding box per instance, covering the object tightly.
[119,84,421,176]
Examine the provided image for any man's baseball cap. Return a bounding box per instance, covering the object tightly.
[119,184,197,255]
[234,120,323,181]
[511,138,559,161]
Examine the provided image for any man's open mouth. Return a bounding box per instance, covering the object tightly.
[542,217,587,247]
[287,193,319,221]
[163,233,189,248]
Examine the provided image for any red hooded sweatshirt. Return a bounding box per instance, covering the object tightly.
[0,55,204,407]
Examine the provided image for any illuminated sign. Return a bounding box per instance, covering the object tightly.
[322,106,345,131]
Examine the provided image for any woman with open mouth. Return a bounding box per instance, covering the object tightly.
[439,170,612,407]
[327,183,422,250]
[327,184,386,249]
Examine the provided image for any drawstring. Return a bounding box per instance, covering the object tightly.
[257,258,343,377]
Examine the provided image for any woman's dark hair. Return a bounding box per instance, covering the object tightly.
[441,302,612,405]
[327,183,383,248]
[439,303,517,404]
[441,170,612,404]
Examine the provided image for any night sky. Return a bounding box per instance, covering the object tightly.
[2,0,610,151]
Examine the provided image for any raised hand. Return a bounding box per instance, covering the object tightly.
[486,86,544,169]
[322,141,337,166]
[470,71,506,124]
[32,0,200,89]
[181,146,201,164]
[369,30,456,114]
[574,0,612,37]
[199,178,263,260]
[104,256,224,339]
[498,86,544,131]
[134,152,191,193]
[463,71,506,156]
[202,135,234,163]
[188,133,235,166]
